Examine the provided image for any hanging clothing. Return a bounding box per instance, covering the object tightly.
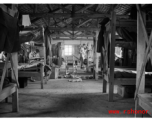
[97,26,105,53]
[0,8,20,53]
[0,52,6,62]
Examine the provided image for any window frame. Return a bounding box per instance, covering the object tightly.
[64,45,73,56]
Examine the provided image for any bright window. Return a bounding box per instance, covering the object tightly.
[64,45,72,56]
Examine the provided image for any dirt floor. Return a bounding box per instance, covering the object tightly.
[0,67,150,117]
[0,78,146,117]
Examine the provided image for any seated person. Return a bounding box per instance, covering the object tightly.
[29,49,40,63]
[28,49,40,82]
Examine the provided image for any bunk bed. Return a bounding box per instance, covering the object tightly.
[17,27,52,89]
[17,61,45,89]
[100,17,152,101]
[104,67,152,86]
[134,5,152,117]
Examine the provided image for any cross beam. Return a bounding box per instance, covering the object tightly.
[22,27,100,31]
[77,19,92,28]
[21,13,129,18]
[106,20,152,29]
[52,38,93,40]
[50,34,95,37]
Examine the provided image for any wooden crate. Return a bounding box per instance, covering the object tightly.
[117,85,152,98]
[49,67,59,79]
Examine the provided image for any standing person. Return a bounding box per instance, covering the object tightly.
[80,44,87,69]
[73,60,78,74]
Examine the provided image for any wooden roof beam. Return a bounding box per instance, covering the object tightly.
[52,38,93,40]
[47,4,53,11]
[77,19,92,28]
[22,27,99,31]
[34,5,37,13]
[65,31,73,35]
[22,13,129,19]
[105,20,152,29]
[76,4,94,13]
[49,27,99,31]
[96,5,101,11]
[50,34,95,37]
[49,4,71,13]
[108,4,117,13]
[59,5,71,13]
[31,4,71,23]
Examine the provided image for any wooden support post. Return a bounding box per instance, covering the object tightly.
[135,5,146,117]
[72,55,74,74]
[40,65,44,89]
[103,79,107,93]
[86,50,89,72]
[108,8,116,102]
[11,52,19,112]
[93,37,95,79]
[102,31,108,93]
[41,26,45,88]
[95,31,99,80]
[102,45,107,92]
[42,27,46,65]
[136,6,146,94]
[93,31,99,80]
[58,42,62,66]
[47,36,52,65]
[0,56,9,92]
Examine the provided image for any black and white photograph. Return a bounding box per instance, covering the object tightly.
[0,2,152,118]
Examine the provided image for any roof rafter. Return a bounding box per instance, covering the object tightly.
[31,4,71,23]
[76,4,95,13]
[77,18,92,28]
[59,4,71,13]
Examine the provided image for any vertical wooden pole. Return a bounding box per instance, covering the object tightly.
[73,54,74,74]
[135,5,146,117]
[108,8,116,102]
[93,37,96,79]
[42,27,46,65]
[41,26,46,88]
[11,52,19,112]
[40,65,44,89]
[95,31,99,80]
[86,49,89,72]
[102,32,107,93]
[136,6,146,94]
[58,42,62,66]
[47,36,52,65]
[0,56,9,92]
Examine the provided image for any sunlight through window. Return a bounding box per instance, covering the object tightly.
[64,45,72,56]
